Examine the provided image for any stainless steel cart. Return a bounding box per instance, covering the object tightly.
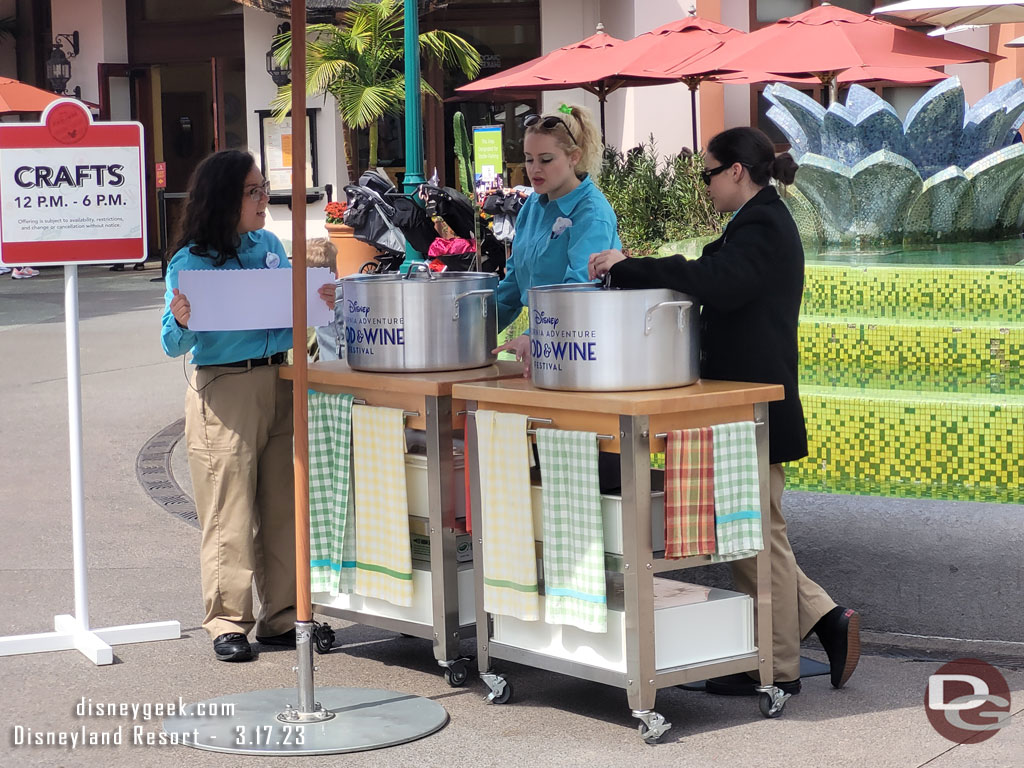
[454,377,789,739]
[280,360,521,686]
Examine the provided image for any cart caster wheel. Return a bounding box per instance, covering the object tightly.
[633,710,670,743]
[444,662,469,688]
[490,679,512,704]
[359,260,379,274]
[312,623,335,654]
[481,672,512,704]
[758,688,789,718]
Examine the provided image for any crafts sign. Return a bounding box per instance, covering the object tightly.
[0,99,146,266]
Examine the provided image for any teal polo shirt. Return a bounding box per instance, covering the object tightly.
[495,174,622,331]
[160,229,293,366]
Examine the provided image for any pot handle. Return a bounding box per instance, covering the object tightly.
[453,289,495,321]
[644,300,693,336]
[404,262,433,280]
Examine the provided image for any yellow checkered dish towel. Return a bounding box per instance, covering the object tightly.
[351,405,413,607]
[477,410,539,621]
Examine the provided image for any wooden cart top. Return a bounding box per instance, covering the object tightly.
[451,378,785,416]
[280,360,525,397]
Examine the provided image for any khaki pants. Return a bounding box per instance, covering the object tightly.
[729,463,836,681]
[185,365,296,640]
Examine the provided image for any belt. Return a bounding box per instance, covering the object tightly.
[199,352,286,370]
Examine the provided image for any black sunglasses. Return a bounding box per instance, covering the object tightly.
[700,164,730,185]
[523,114,578,146]
[700,162,752,185]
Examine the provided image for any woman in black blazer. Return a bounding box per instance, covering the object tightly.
[590,127,859,696]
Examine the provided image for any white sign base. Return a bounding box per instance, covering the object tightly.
[0,266,180,665]
[0,615,180,666]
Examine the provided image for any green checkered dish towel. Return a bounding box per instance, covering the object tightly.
[709,421,763,563]
[308,391,357,595]
[536,428,607,634]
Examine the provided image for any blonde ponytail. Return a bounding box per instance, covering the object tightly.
[564,104,603,180]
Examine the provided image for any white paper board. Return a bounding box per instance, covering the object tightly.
[178,267,333,331]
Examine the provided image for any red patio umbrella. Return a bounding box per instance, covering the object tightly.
[714,65,949,85]
[0,77,62,114]
[661,3,1001,104]
[614,15,744,152]
[456,24,679,140]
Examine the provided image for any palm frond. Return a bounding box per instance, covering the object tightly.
[270,84,292,121]
[307,59,356,96]
[335,81,405,128]
[419,30,482,79]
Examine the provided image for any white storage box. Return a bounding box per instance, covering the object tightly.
[492,578,754,672]
[313,565,476,628]
[529,480,665,555]
[405,452,466,520]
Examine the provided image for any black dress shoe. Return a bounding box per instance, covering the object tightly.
[813,606,861,689]
[704,672,801,696]
[213,632,253,662]
[255,629,296,648]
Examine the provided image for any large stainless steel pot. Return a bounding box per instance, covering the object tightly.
[527,283,699,391]
[340,266,498,372]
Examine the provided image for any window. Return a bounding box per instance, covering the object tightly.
[756,0,811,23]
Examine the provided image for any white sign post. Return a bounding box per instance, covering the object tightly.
[0,99,179,665]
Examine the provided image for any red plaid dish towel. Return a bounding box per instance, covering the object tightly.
[665,427,717,558]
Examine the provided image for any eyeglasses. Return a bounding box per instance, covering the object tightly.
[700,165,730,185]
[523,114,578,147]
[246,180,271,202]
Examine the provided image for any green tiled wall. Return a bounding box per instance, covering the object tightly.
[789,388,1022,503]
[502,261,1023,502]
[792,262,1023,502]
[799,318,1023,372]
[802,264,1022,322]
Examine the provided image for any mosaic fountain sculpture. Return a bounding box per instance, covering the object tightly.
[764,77,1024,247]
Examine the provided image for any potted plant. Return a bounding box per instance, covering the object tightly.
[324,199,380,276]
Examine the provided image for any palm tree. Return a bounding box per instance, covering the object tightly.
[271,0,480,173]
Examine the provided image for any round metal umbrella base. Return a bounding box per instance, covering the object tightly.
[162,687,448,756]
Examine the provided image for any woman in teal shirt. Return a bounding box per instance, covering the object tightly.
[494,104,621,373]
[161,149,333,663]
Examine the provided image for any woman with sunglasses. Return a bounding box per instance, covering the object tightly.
[493,104,621,373]
[160,149,335,663]
[589,126,860,698]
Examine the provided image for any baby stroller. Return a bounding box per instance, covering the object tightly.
[342,170,407,273]
[479,188,529,278]
[419,184,479,272]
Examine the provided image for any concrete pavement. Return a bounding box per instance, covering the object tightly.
[0,265,1020,767]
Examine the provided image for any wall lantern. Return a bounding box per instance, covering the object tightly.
[46,31,81,100]
[266,23,291,87]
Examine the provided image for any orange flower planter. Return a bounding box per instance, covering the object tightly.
[326,222,381,276]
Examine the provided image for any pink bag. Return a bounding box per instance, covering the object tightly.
[427,237,476,257]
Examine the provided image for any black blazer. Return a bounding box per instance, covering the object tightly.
[610,185,807,464]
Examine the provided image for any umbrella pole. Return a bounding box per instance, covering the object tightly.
[814,72,839,106]
[689,84,698,152]
[287,0,321,720]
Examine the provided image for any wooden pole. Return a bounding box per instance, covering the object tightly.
[290,0,310,623]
